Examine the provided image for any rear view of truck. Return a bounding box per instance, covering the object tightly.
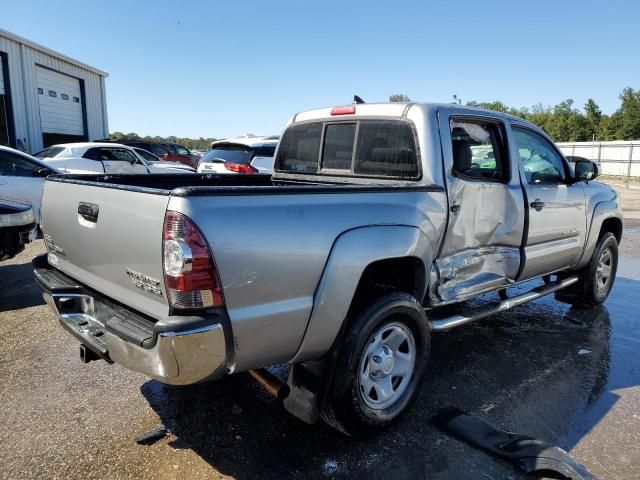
[34,175,240,385]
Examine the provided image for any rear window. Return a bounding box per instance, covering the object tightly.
[275,120,419,178]
[34,147,64,158]
[322,123,356,170]
[275,123,322,173]
[254,145,277,158]
[354,122,418,177]
[201,145,254,165]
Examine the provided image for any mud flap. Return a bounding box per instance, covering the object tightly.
[283,323,348,424]
[432,407,596,480]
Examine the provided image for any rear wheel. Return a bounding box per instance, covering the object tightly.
[556,231,618,308]
[321,290,430,437]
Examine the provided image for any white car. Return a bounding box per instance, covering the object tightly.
[34,142,194,175]
[132,147,195,173]
[197,136,278,174]
[0,145,60,226]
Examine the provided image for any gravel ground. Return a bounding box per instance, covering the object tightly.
[0,182,638,480]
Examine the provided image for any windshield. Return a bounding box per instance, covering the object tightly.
[201,145,254,164]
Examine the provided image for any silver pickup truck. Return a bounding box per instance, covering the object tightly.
[34,102,622,436]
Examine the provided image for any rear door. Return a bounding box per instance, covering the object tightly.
[436,111,525,302]
[85,148,149,174]
[511,125,587,279]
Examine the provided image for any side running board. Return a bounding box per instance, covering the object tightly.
[430,276,579,331]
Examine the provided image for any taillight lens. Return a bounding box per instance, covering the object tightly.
[163,211,224,309]
[224,163,258,174]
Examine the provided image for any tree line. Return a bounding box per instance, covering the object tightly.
[110,87,640,147]
[390,87,640,142]
[108,132,217,150]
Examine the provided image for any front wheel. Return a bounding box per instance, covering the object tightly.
[557,231,618,308]
[321,290,430,437]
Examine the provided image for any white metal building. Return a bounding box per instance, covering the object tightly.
[0,29,108,153]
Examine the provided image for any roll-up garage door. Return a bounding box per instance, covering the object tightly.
[36,66,84,136]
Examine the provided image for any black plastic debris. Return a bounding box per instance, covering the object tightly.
[135,424,168,446]
[432,407,597,480]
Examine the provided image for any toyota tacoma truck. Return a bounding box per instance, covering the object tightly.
[34,102,622,436]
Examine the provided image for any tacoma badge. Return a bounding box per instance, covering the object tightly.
[125,269,163,297]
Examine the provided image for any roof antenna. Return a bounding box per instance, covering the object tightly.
[353,95,365,104]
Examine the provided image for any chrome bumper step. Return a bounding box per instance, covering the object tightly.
[430,276,579,331]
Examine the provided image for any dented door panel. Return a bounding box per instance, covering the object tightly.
[432,109,525,304]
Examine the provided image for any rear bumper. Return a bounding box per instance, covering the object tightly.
[33,254,227,385]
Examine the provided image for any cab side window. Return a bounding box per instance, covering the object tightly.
[109,149,137,163]
[512,127,567,184]
[450,120,508,181]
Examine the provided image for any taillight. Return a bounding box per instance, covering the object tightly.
[224,163,258,174]
[163,211,224,309]
[331,106,356,115]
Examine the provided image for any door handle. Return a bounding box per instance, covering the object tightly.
[450,204,460,214]
[78,202,99,223]
[530,198,545,211]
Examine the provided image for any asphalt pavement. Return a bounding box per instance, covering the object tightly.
[0,184,639,480]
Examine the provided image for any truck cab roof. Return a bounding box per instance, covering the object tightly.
[291,101,538,131]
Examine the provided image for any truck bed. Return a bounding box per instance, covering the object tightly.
[41,173,446,371]
[47,173,432,194]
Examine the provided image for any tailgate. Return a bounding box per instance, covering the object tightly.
[41,179,170,319]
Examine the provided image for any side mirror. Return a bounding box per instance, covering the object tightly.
[32,168,52,177]
[574,159,599,182]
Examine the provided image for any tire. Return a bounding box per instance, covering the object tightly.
[321,290,430,437]
[556,231,618,308]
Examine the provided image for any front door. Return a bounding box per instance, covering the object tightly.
[101,148,149,174]
[435,111,526,303]
[511,126,587,280]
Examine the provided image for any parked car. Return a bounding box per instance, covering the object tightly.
[132,147,195,173]
[198,136,278,174]
[34,102,621,437]
[165,143,200,167]
[0,145,60,226]
[0,198,36,261]
[102,140,197,168]
[34,143,194,175]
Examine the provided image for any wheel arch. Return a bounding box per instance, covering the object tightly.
[574,199,623,270]
[290,225,436,363]
[600,216,622,244]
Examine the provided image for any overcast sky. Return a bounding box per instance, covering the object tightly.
[4,0,639,138]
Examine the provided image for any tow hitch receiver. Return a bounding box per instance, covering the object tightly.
[79,344,101,363]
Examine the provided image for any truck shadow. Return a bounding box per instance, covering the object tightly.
[140,280,637,479]
[0,261,45,312]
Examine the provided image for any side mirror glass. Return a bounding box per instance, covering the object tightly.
[574,159,599,182]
